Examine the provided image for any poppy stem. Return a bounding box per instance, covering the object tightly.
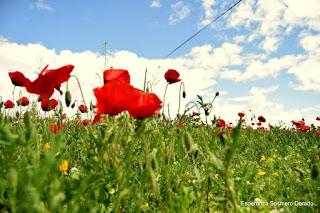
[167,103,171,121]
[177,81,185,115]
[96,73,103,85]
[143,68,148,92]
[70,75,87,112]
[103,40,108,70]
[162,83,169,115]
[12,86,16,102]
[146,81,152,92]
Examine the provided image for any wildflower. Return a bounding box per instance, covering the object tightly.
[298,125,310,132]
[50,123,65,134]
[44,143,50,151]
[41,99,58,111]
[78,104,88,113]
[266,157,275,163]
[17,96,30,106]
[192,111,200,116]
[8,71,30,87]
[82,119,89,126]
[272,172,279,177]
[258,115,266,123]
[61,113,67,119]
[238,112,245,118]
[216,119,226,128]
[59,160,69,173]
[164,69,181,84]
[257,170,266,176]
[260,155,266,161]
[103,68,130,84]
[4,100,15,108]
[179,123,186,128]
[316,117,320,121]
[291,120,305,126]
[257,122,262,126]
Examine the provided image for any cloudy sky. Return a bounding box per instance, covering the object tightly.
[0,0,320,125]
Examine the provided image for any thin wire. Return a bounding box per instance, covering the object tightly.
[164,0,243,58]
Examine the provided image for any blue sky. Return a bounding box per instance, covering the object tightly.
[0,0,320,124]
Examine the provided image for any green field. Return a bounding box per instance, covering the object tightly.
[0,110,319,213]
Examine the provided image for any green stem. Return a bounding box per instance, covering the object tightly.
[143,68,148,92]
[162,83,169,114]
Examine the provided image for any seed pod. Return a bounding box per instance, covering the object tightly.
[182,91,186,98]
[65,91,72,107]
[71,101,76,109]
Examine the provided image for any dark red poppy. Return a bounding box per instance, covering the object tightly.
[50,123,65,134]
[238,112,245,118]
[216,119,226,128]
[164,69,181,84]
[8,71,31,87]
[291,120,305,126]
[316,117,320,121]
[94,82,137,116]
[61,113,67,119]
[257,122,262,126]
[103,69,130,84]
[79,104,88,113]
[4,100,15,109]
[41,99,58,111]
[258,115,266,123]
[127,92,162,119]
[18,96,30,106]
[82,119,89,126]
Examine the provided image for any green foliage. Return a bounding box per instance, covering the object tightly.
[0,112,319,212]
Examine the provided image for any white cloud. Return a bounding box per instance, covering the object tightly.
[150,0,161,8]
[169,1,191,25]
[299,34,320,55]
[260,36,280,53]
[250,85,279,95]
[199,0,216,27]
[34,0,53,12]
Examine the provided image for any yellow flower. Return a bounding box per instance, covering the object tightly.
[44,143,50,151]
[59,160,69,173]
[266,157,275,163]
[272,172,279,177]
[257,170,266,176]
[260,155,266,161]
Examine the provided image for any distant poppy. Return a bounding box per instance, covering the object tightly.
[316,117,320,121]
[298,125,310,132]
[78,104,88,113]
[291,120,305,126]
[216,119,226,128]
[50,123,65,134]
[164,69,181,84]
[82,119,89,126]
[127,92,162,119]
[41,99,58,111]
[238,112,245,118]
[4,100,15,109]
[257,122,262,126]
[61,113,67,119]
[8,71,31,87]
[18,96,30,106]
[103,69,130,84]
[258,115,266,123]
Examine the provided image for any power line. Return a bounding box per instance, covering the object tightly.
[164,0,243,58]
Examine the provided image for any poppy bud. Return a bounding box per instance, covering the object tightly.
[65,91,72,107]
[182,91,186,98]
[16,100,21,106]
[215,92,219,97]
[15,111,20,118]
[71,101,76,109]
[311,164,319,180]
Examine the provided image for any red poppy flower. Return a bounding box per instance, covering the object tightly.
[216,119,226,128]
[238,112,245,118]
[50,123,65,134]
[127,92,162,119]
[26,64,74,99]
[316,117,320,121]
[82,119,89,126]
[78,104,88,113]
[257,122,262,126]
[94,82,137,116]
[41,99,58,111]
[61,113,67,119]
[164,69,181,84]
[103,69,130,84]
[298,125,310,132]
[18,96,30,106]
[4,100,15,109]
[258,115,266,123]
[291,120,305,126]
[8,71,31,87]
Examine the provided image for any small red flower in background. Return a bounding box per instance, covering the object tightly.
[79,104,88,113]
[298,125,310,132]
[216,119,226,128]
[316,117,320,121]
[164,69,181,84]
[50,123,65,134]
[41,99,58,111]
[315,130,320,136]
[257,122,262,126]
[8,71,31,87]
[258,115,266,123]
[82,119,89,126]
[61,113,67,119]
[103,69,130,84]
[17,96,30,106]
[4,100,15,108]
[238,112,245,118]
[127,92,162,119]
[291,120,305,126]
